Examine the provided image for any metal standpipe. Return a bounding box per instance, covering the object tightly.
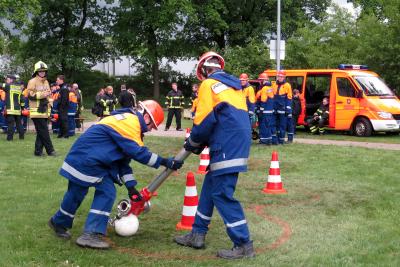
[147,149,191,193]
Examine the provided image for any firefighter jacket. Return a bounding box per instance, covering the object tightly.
[256,83,275,114]
[242,84,256,114]
[314,103,329,121]
[26,76,51,118]
[273,80,292,114]
[68,91,78,116]
[190,70,251,176]
[2,82,24,115]
[165,89,184,109]
[51,88,60,113]
[100,93,118,116]
[59,108,165,188]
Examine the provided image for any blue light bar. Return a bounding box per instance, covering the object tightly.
[338,64,369,70]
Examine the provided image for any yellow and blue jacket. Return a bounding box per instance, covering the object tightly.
[242,84,256,114]
[256,82,275,113]
[273,80,292,114]
[191,71,251,175]
[59,108,163,188]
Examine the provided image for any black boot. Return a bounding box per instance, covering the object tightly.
[76,232,110,249]
[48,218,71,240]
[217,241,255,259]
[174,232,206,249]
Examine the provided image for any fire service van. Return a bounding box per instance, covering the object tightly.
[264,65,400,136]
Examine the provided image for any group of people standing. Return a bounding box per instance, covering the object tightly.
[92,85,136,118]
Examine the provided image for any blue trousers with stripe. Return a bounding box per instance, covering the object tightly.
[67,115,76,136]
[259,114,273,144]
[192,172,250,246]
[52,177,116,235]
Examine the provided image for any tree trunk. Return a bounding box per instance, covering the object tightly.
[152,60,160,99]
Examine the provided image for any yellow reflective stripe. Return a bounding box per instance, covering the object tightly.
[97,113,144,146]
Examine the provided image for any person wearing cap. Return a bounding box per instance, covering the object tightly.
[48,100,184,249]
[2,74,25,140]
[272,70,292,145]
[27,61,56,156]
[239,73,256,128]
[174,51,254,260]
[256,73,275,145]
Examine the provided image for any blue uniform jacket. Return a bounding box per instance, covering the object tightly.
[273,81,292,113]
[59,108,163,188]
[190,71,251,176]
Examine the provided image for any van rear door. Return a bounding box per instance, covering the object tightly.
[333,73,360,130]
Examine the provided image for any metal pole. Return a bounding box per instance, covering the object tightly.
[128,56,131,77]
[277,0,281,71]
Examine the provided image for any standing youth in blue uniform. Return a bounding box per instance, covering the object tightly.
[174,52,255,260]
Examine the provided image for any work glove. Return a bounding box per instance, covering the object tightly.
[160,157,184,170]
[184,137,204,155]
[127,186,142,202]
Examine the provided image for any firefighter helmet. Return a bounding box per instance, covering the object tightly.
[258,72,269,80]
[277,70,286,77]
[239,73,249,81]
[114,214,139,237]
[138,100,164,130]
[196,51,225,81]
[21,109,30,116]
[34,61,48,73]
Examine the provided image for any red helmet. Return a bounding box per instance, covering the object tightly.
[239,73,249,81]
[258,72,269,80]
[196,51,225,81]
[277,70,286,77]
[138,100,164,130]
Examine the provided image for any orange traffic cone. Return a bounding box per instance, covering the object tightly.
[185,128,191,140]
[196,147,209,174]
[176,172,198,230]
[262,151,287,194]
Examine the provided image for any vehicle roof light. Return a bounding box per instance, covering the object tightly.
[338,64,369,70]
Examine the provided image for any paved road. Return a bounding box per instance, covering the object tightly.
[75,120,400,151]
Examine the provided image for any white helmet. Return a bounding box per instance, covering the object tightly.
[114,214,139,237]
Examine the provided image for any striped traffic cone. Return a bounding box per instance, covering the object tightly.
[176,172,198,231]
[196,147,209,174]
[262,151,287,194]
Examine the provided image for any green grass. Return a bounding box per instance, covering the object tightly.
[1,133,399,266]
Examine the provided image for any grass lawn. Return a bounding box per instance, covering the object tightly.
[1,133,399,266]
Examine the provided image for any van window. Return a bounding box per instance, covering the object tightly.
[354,76,394,96]
[337,78,356,97]
[286,76,304,93]
[305,74,331,116]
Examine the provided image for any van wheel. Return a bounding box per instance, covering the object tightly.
[353,118,372,137]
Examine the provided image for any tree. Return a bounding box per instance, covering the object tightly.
[112,0,194,99]
[21,0,111,78]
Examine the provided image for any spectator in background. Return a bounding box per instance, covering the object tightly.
[50,83,60,134]
[287,89,301,143]
[118,84,135,108]
[164,82,184,131]
[127,88,137,107]
[72,83,83,129]
[68,84,78,136]
[56,75,69,138]
[100,86,118,117]
[91,88,104,118]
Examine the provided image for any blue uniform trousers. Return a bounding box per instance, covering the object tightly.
[192,172,250,246]
[67,115,76,136]
[259,113,273,145]
[286,115,294,142]
[274,111,287,144]
[52,177,116,235]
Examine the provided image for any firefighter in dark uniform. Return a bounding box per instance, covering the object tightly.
[174,52,255,260]
[308,96,329,135]
[100,86,118,117]
[2,74,25,140]
[164,82,184,131]
[56,75,69,138]
[27,61,56,156]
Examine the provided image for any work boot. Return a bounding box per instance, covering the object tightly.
[48,218,71,240]
[48,151,57,157]
[217,241,256,259]
[76,232,110,249]
[174,232,206,249]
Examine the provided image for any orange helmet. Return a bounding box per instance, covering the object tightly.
[277,70,286,77]
[239,73,249,81]
[196,51,225,81]
[258,72,269,80]
[138,100,164,130]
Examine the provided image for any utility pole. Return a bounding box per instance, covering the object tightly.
[277,0,281,71]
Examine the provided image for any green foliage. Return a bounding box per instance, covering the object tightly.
[0,0,40,36]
